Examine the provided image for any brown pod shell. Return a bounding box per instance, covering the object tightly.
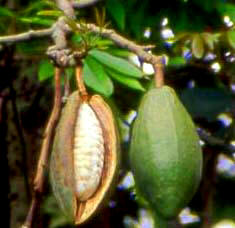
[50,91,119,225]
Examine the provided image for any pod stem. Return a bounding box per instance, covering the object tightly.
[153,60,165,88]
[76,65,88,101]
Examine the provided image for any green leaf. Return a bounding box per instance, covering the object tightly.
[83,56,114,97]
[106,48,132,57]
[71,33,83,44]
[37,10,63,17]
[20,17,55,26]
[192,34,204,59]
[38,59,54,81]
[0,6,14,17]
[168,57,186,66]
[106,0,125,30]
[106,68,145,92]
[217,2,235,22]
[21,1,56,16]
[89,49,143,78]
[227,29,235,49]
[93,38,114,48]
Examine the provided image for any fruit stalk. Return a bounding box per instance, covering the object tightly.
[22,67,62,228]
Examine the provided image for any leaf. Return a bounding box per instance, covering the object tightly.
[94,7,107,28]
[168,57,186,66]
[89,49,143,78]
[192,34,204,59]
[106,68,145,92]
[106,48,132,57]
[0,7,14,17]
[217,2,235,22]
[227,29,235,49]
[37,10,63,17]
[21,1,56,16]
[20,17,55,26]
[71,33,83,44]
[83,56,114,97]
[106,0,125,30]
[38,59,54,81]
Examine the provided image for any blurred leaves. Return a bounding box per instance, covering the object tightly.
[0,6,14,17]
[38,59,54,81]
[19,17,55,26]
[202,32,220,50]
[168,57,186,67]
[180,88,232,122]
[217,2,235,22]
[37,10,63,18]
[192,34,204,58]
[227,29,235,49]
[106,0,125,30]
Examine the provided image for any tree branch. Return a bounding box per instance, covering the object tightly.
[197,128,235,155]
[0,27,54,44]
[0,22,159,64]
[85,23,160,64]
[21,68,62,228]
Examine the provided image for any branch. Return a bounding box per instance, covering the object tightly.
[72,0,100,8]
[0,27,54,44]
[0,23,160,65]
[22,68,62,228]
[85,24,161,65]
[197,128,235,154]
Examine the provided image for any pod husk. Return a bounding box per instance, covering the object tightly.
[50,91,119,225]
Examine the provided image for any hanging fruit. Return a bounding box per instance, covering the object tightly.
[50,66,119,225]
[129,65,202,225]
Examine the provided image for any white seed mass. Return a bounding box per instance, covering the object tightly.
[73,103,105,201]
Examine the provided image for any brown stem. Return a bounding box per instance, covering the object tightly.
[76,65,88,101]
[22,67,62,228]
[154,62,164,88]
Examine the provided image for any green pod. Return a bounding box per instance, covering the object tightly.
[130,86,202,220]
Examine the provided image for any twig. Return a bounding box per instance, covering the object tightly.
[85,23,160,64]
[0,27,54,44]
[197,128,235,155]
[0,23,158,65]
[22,67,62,228]
[72,0,100,8]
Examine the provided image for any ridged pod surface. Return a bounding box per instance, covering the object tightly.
[50,91,119,225]
[130,86,202,220]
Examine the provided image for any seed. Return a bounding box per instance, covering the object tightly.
[73,103,105,201]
